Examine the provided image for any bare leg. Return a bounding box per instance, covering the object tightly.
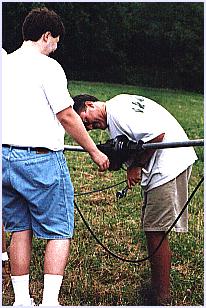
[145,231,171,304]
[10,230,33,276]
[44,239,70,275]
[9,230,33,305]
[41,239,70,305]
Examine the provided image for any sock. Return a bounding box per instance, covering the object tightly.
[2,252,9,261]
[11,274,31,305]
[42,274,63,305]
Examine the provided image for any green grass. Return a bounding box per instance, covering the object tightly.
[3,81,204,306]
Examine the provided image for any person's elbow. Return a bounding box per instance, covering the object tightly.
[56,106,76,127]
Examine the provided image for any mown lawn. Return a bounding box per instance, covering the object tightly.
[2,81,204,306]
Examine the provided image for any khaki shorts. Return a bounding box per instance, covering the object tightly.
[142,167,192,232]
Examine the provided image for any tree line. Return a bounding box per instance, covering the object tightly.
[2,2,203,92]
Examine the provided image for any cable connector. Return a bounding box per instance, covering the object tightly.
[116,186,128,199]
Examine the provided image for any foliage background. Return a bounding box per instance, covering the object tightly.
[2,2,204,306]
[2,2,204,92]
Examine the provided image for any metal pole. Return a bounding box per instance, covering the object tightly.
[64,139,204,152]
[64,145,86,152]
[142,139,204,150]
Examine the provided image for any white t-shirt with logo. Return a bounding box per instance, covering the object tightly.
[2,45,74,150]
[106,94,197,191]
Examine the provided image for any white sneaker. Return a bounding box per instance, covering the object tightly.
[13,298,36,307]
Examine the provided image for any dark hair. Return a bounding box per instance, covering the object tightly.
[22,7,65,41]
[73,94,99,114]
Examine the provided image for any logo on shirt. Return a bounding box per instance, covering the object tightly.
[132,98,145,113]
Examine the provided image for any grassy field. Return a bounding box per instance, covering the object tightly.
[2,81,204,306]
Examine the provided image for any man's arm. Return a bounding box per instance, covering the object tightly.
[56,106,110,171]
[127,133,165,188]
[131,133,165,167]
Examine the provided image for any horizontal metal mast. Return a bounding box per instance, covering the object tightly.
[142,139,204,150]
[64,139,204,152]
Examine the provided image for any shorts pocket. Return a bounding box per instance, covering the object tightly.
[24,154,59,189]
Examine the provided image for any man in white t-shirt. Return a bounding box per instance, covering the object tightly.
[73,93,197,305]
[2,8,109,307]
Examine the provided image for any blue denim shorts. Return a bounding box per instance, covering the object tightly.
[2,146,74,239]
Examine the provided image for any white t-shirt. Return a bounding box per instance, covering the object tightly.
[106,94,197,191]
[2,45,74,150]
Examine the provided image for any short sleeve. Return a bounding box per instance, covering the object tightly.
[42,59,74,114]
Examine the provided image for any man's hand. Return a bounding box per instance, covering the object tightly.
[89,149,110,171]
[127,166,142,189]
